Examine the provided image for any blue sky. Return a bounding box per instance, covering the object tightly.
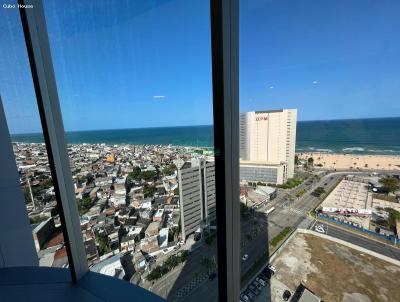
[1,0,400,134]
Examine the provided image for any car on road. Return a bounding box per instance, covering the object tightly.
[242,254,249,261]
[255,277,265,286]
[248,284,259,295]
[283,290,291,301]
[240,294,250,302]
[262,268,273,278]
[253,280,262,291]
[208,272,216,280]
[244,290,255,301]
[267,264,277,274]
[260,272,270,281]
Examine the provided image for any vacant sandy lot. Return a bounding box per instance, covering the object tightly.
[272,233,400,302]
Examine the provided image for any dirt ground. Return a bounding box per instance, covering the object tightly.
[272,233,400,302]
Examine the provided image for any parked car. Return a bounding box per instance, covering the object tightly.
[283,290,291,301]
[208,272,216,280]
[268,264,277,274]
[261,268,272,278]
[253,280,262,291]
[244,290,255,301]
[255,277,265,286]
[248,284,259,295]
[260,272,270,282]
[240,294,250,302]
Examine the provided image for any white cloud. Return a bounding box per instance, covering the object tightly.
[312,80,318,84]
[269,86,274,89]
[153,95,166,99]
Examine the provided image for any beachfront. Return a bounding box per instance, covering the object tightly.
[298,152,400,171]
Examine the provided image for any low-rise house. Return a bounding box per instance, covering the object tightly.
[140,235,159,253]
[153,209,164,222]
[120,234,136,252]
[145,221,160,237]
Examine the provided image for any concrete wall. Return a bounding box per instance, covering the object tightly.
[0,99,38,267]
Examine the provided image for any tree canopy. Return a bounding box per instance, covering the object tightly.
[127,167,141,181]
[379,177,400,194]
[163,164,177,176]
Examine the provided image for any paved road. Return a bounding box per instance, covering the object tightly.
[146,243,218,299]
[317,222,400,261]
[241,172,344,275]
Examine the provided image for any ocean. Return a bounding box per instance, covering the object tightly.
[11,117,400,155]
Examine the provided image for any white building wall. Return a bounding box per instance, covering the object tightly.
[240,109,297,180]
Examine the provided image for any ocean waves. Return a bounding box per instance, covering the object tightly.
[342,147,365,153]
[297,146,400,155]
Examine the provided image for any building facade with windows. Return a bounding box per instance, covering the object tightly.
[177,158,216,239]
[240,109,297,180]
[240,161,286,184]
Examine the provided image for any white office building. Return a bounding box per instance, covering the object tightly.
[240,109,297,180]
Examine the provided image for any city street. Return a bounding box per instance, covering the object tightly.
[313,222,400,261]
[240,171,344,276]
[145,171,377,301]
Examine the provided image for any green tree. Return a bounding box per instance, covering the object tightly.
[179,250,189,262]
[379,177,400,194]
[139,170,157,181]
[144,185,157,198]
[295,155,299,165]
[307,157,314,167]
[312,187,326,197]
[86,173,94,184]
[127,167,141,181]
[163,164,177,176]
[385,208,400,230]
[29,215,48,225]
[95,233,111,256]
[23,187,33,204]
[77,197,92,215]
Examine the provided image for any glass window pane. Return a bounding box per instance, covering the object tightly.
[0,0,70,270]
[240,1,400,301]
[43,0,219,300]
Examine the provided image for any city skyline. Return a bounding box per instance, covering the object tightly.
[1,0,400,134]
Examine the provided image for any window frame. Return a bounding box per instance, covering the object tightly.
[18,0,240,300]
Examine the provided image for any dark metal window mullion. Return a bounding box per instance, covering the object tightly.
[18,0,88,282]
[210,0,240,301]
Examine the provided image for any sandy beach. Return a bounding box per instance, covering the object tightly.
[297,152,400,171]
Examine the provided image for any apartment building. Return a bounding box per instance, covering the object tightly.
[177,158,216,239]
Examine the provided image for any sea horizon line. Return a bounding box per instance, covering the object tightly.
[10,116,400,136]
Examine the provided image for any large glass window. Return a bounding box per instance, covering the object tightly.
[41,0,219,300]
[0,0,70,269]
[239,1,400,302]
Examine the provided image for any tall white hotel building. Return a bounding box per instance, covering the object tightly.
[239,109,297,184]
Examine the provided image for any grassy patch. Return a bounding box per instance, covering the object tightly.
[270,227,292,249]
[296,189,307,198]
[276,178,302,189]
[373,193,398,203]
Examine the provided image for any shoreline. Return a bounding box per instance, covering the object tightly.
[297,152,400,171]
